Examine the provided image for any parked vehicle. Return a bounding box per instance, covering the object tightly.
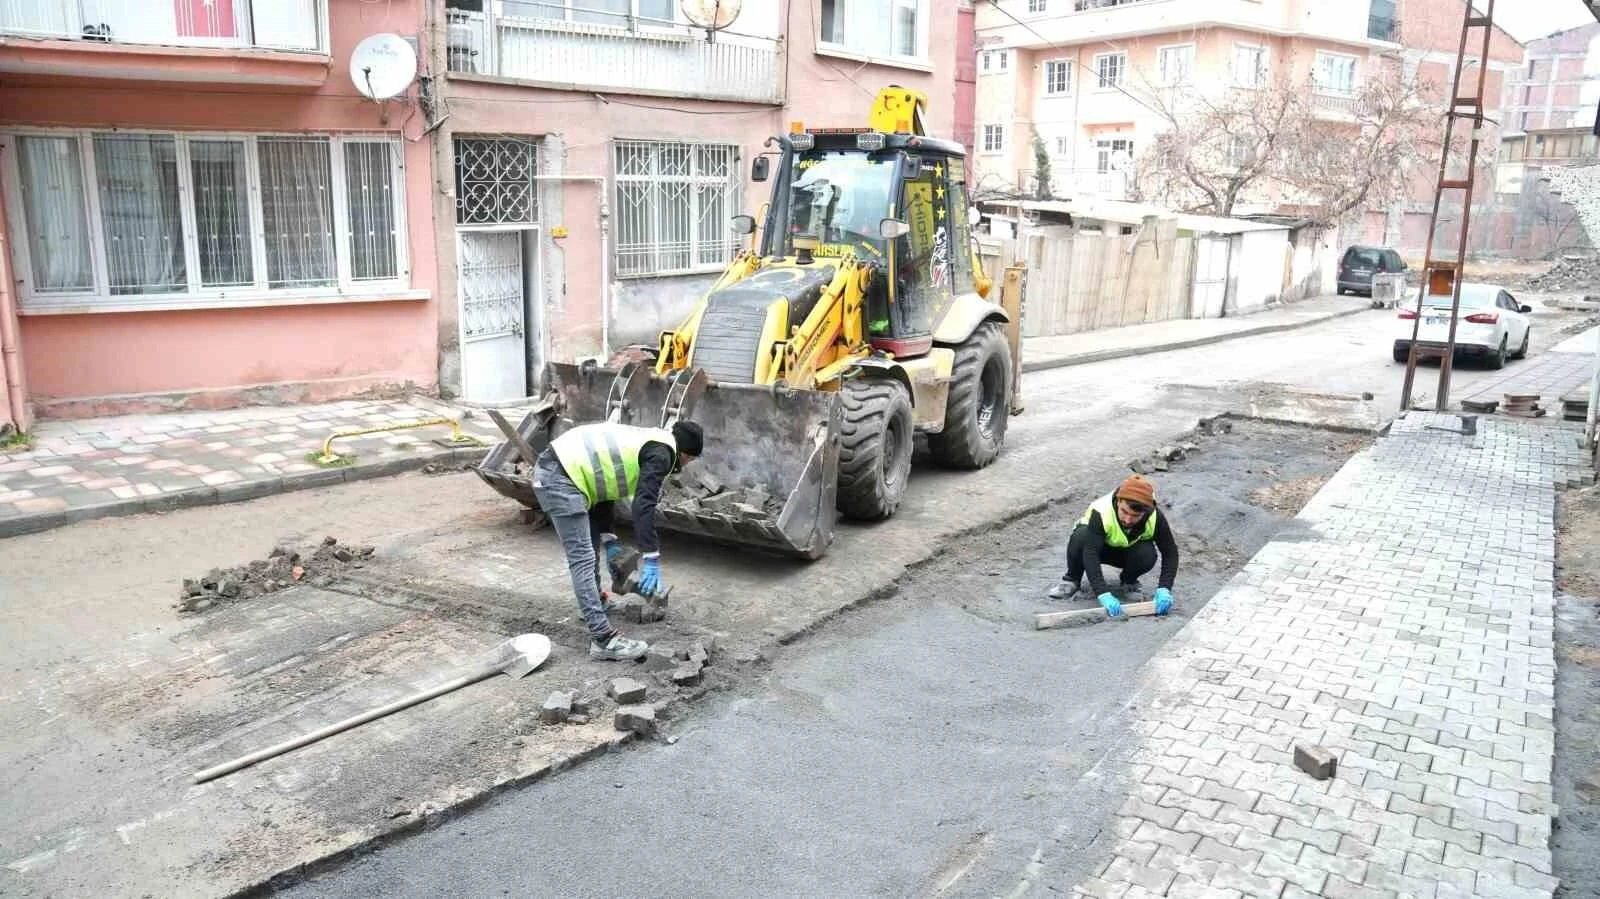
[1338,246,1407,297]
[1393,282,1533,370]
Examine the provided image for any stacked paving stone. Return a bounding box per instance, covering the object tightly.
[1071,413,1591,899]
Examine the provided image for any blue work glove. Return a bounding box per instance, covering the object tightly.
[604,538,624,565]
[1155,587,1174,615]
[638,552,662,595]
[1098,592,1123,618]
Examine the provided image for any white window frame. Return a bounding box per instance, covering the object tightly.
[982,125,1005,154]
[1313,50,1358,96]
[817,0,931,69]
[981,49,1009,74]
[1094,137,1134,174]
[1054,136,1072,156]
[1028,0,1048,12]
[1094,52,1126,90]
[0,128,413,315]
[510,0,681,28]
[1232,43,1268,88]
[612,139,741,278]
[1044,59,1072,95]
[1157,43,1195,86]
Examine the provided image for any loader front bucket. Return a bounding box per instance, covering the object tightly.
[546,362,841,560]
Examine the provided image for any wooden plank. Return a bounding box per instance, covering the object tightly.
[1034,601,1160,630]
[487,409,541,468]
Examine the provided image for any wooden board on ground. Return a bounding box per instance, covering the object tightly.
[1035,601,1159,630]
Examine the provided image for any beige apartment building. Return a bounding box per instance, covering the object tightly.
[972,0,1522,254]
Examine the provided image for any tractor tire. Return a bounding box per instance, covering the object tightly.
[928,321,1012,469]
[836,377,914,521]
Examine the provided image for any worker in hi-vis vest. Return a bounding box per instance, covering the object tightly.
[1046,474,1180,618]
[532,419,705,661]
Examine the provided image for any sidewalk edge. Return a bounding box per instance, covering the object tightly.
[1019,305,1370,374]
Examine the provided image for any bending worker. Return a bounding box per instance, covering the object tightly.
[1047,474,1179,617]
[532,419,704,661]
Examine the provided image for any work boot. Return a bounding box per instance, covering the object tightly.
[1047,577,1082,601]
[590,632,649,661]
[1119,580,1145,599]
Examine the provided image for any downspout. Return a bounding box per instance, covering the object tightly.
[0,176,29,433]
[528,174,610,360]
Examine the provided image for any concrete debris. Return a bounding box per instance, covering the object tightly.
[571,697,594,716]
[568,713,590,725]
[1293,744,1338,780]
[1506,253,1600,292]
[614,704,656,736]
[665,474,783,520]
[176,536,375,613]
[688,640,712,667]
[618,592,667,624]
[540,691,572,725]
[671,664,703,687]
[1196,416,1234,436]
[608,677,647,704]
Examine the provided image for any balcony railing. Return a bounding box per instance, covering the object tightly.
[447,9,783,105]
[0,0,325,53]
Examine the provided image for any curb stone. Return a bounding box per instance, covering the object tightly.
[0,447,486,540]
[1019,305,1372,374]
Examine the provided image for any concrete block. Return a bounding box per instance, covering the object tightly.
[540,691,572,724]
[1295,744,1338,780]
[609,677,647,704]
[571,697,594,716]
[568,713,590,725]
[671,664,703,687]
[688,640,711,666]
[614,704,656,736]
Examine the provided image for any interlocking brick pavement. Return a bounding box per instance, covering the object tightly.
[1071,413,1592,899]
[0,398,503,537]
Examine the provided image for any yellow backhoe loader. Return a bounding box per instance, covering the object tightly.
[477,86,1023,559]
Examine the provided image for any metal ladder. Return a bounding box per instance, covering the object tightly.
[1398,0,1498,412]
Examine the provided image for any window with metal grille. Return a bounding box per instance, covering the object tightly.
[455,137,539,225]
[613,140,739,277]
[1044,60,1071,95]
[2,130,406,310]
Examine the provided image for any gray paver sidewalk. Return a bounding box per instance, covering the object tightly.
[0,398,505,538]
[1066,413,1592,898]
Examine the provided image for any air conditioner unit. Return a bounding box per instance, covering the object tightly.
[447,12,486,74]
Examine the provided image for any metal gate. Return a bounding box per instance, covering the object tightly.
[458,229,534,404]
[1191,236,1231,318]
[454,136,540,404]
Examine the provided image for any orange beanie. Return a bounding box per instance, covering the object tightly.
[1117,475,1155,507]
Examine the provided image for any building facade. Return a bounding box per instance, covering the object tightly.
[0,0,439,428]
[429,0,958,405]
[971,0,1522,257]
[0,0,963,427]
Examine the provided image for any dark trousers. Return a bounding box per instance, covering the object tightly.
[1065,524,1156,587]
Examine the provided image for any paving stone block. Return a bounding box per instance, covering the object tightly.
[1112,840,1161,866]
[1131,820,1202,855]
[608,677,647,704]
[1120,797,1183,830]
[1272,819,1340,855]
[539,691,572,724]
[613,704,656,736]
[1101,856,1177,895]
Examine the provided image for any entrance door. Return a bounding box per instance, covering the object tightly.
[458,229,536,404]
[1192,236,1231,318]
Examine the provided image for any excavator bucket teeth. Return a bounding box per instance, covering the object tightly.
[546,361,840,559]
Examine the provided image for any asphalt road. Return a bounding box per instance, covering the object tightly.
[280,424,1365,899]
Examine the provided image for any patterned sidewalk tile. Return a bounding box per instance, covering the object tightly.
[1068,413,1591,899]
[0,398,509,537]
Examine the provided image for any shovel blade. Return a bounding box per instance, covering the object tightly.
[498,633,552,679]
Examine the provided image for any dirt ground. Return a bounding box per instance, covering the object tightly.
[1555,485,1600,898]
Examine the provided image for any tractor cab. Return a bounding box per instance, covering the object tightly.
[758,107,978,359]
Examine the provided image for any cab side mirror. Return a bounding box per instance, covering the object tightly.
[730,214,756,236]
[878,218,910,240]
[751,156,770,182]
[1520,304,1533,314]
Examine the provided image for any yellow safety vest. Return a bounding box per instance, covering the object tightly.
[550,423,676,506]
[1079,492,1158,549]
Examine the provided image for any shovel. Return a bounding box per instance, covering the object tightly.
[192,633,552,784]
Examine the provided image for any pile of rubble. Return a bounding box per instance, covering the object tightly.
[538,639,715,738]
[664,469,782,518]
[1513,255,1600,293]
[176,536,375,613]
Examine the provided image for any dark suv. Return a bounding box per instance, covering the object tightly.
[1338,246,1407,296]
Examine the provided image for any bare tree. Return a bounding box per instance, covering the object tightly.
[1133,61,1442,226]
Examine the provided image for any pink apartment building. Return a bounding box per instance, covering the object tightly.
[0,0,440,430]
[0,0,962,430]
[970,0,1521,256]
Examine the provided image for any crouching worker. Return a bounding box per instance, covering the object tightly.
[1046,474,1179,617]
[532,419,705,660]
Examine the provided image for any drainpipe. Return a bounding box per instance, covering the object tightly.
[0,196,28,433]
[528,175,611,360]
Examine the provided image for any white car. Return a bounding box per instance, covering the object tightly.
[1393,282,1532,370]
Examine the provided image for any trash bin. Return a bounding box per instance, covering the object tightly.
[1371,273,1406,308]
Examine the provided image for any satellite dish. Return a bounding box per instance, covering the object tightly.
[681,0,742,30]
[350,33,417,101]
